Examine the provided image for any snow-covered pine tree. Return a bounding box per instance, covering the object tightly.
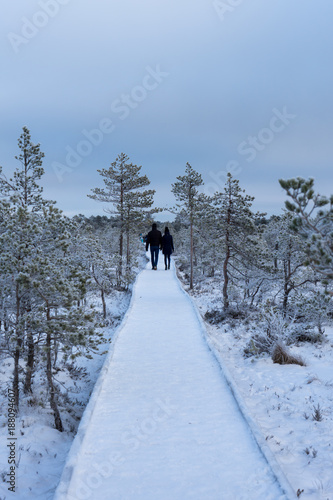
[123,189,159,269]
[171,163,205,289]
[31,227,101,432]
[0,199,13,353]
[0,127,48,407]
[279,177,333,281]
[263,212,315,314]
[212,173,265,311]
[290,288,332,338]
[88,153,156,281]
[190,196,219,280]
[239,227,272,308]
[0,128,102,430]
[168,213,191,275]
[73,221,119,318]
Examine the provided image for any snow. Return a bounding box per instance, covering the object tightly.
[1,253,332,499]
[190,280,333,500]
[53,257,292,500]
[0,289,131,500]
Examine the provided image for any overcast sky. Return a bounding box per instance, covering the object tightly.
[1,0,333,220]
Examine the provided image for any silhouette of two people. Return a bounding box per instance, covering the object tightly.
[146,223,174,270]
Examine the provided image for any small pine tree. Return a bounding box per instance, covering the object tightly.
[264,213,315,314]
[212,173,265,310]
[171,163,205,289]
[88,153,156,279]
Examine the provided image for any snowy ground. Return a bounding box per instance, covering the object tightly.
[189,282,333,500]
[0,289,132,500]
[1,253,332,499]
[53,258,293,500]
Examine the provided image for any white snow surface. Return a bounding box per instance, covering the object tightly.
[54,258,293,500]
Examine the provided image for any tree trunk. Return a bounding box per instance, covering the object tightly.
[101,288,106,319]
[250,280,263,307]
[282,286,291,315]
[23,331,34,394]
[282,258,291,315]
[190,218,194,289]
[274,242,279,270]
[46,308,63,432]
[222,244,230,311]
[119,232,123,264]
[222,204,231,311]
[24,299,34,394]
[126,226,130,266]
[13,347,21,410]
[119,180,124,277]
[53,335,59,369]
[13,285,22,410]
[243,278,250,300]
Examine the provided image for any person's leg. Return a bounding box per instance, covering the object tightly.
[154,247,159,268]
[164,254,167,270]
[151,246,159,269]
[167,254,171,269]
[150,248,155,269]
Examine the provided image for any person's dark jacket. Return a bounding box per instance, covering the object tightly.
[146,228,162,251]
[162,233,174,255]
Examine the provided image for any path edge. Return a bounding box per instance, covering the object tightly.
[173,268,298,500]
[52,265,145,500]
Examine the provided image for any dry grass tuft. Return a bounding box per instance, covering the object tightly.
[272,343,306,366]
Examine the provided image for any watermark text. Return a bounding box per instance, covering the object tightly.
[8,0,71,53]
[7,388,17,492]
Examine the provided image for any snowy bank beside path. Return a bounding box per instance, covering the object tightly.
[54,258,294,500]
[188,282,333,500]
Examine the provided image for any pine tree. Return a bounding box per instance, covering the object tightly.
[171,163,205,289]
[88,153,156,279]
[279,177,333,280]
[0,127,47,407]
[0,128,101,431]
[74,223,118,318]
[212,174,265,310]
[31,225,101,432]
[186,197,219,281]
[291,288,332,336]
[263,213,315,314]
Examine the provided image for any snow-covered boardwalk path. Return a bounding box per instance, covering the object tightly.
[54,259,292,500]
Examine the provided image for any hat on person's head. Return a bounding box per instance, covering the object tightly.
[164,227,169,234]
[152,223,157,230]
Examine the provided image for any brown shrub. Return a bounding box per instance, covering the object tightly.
[272,343,306,366]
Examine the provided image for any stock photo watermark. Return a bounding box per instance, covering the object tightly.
[7,0,71,54]
[6,388,17,493]
[64,397,177,500]
[205,106,296,195]
[213,0,244,22]
[52,65,169,182]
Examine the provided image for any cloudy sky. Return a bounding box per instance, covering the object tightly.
[1,0,333,220]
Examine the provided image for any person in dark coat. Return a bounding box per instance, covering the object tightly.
[145,223,162,270]
[161,227,174,270]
